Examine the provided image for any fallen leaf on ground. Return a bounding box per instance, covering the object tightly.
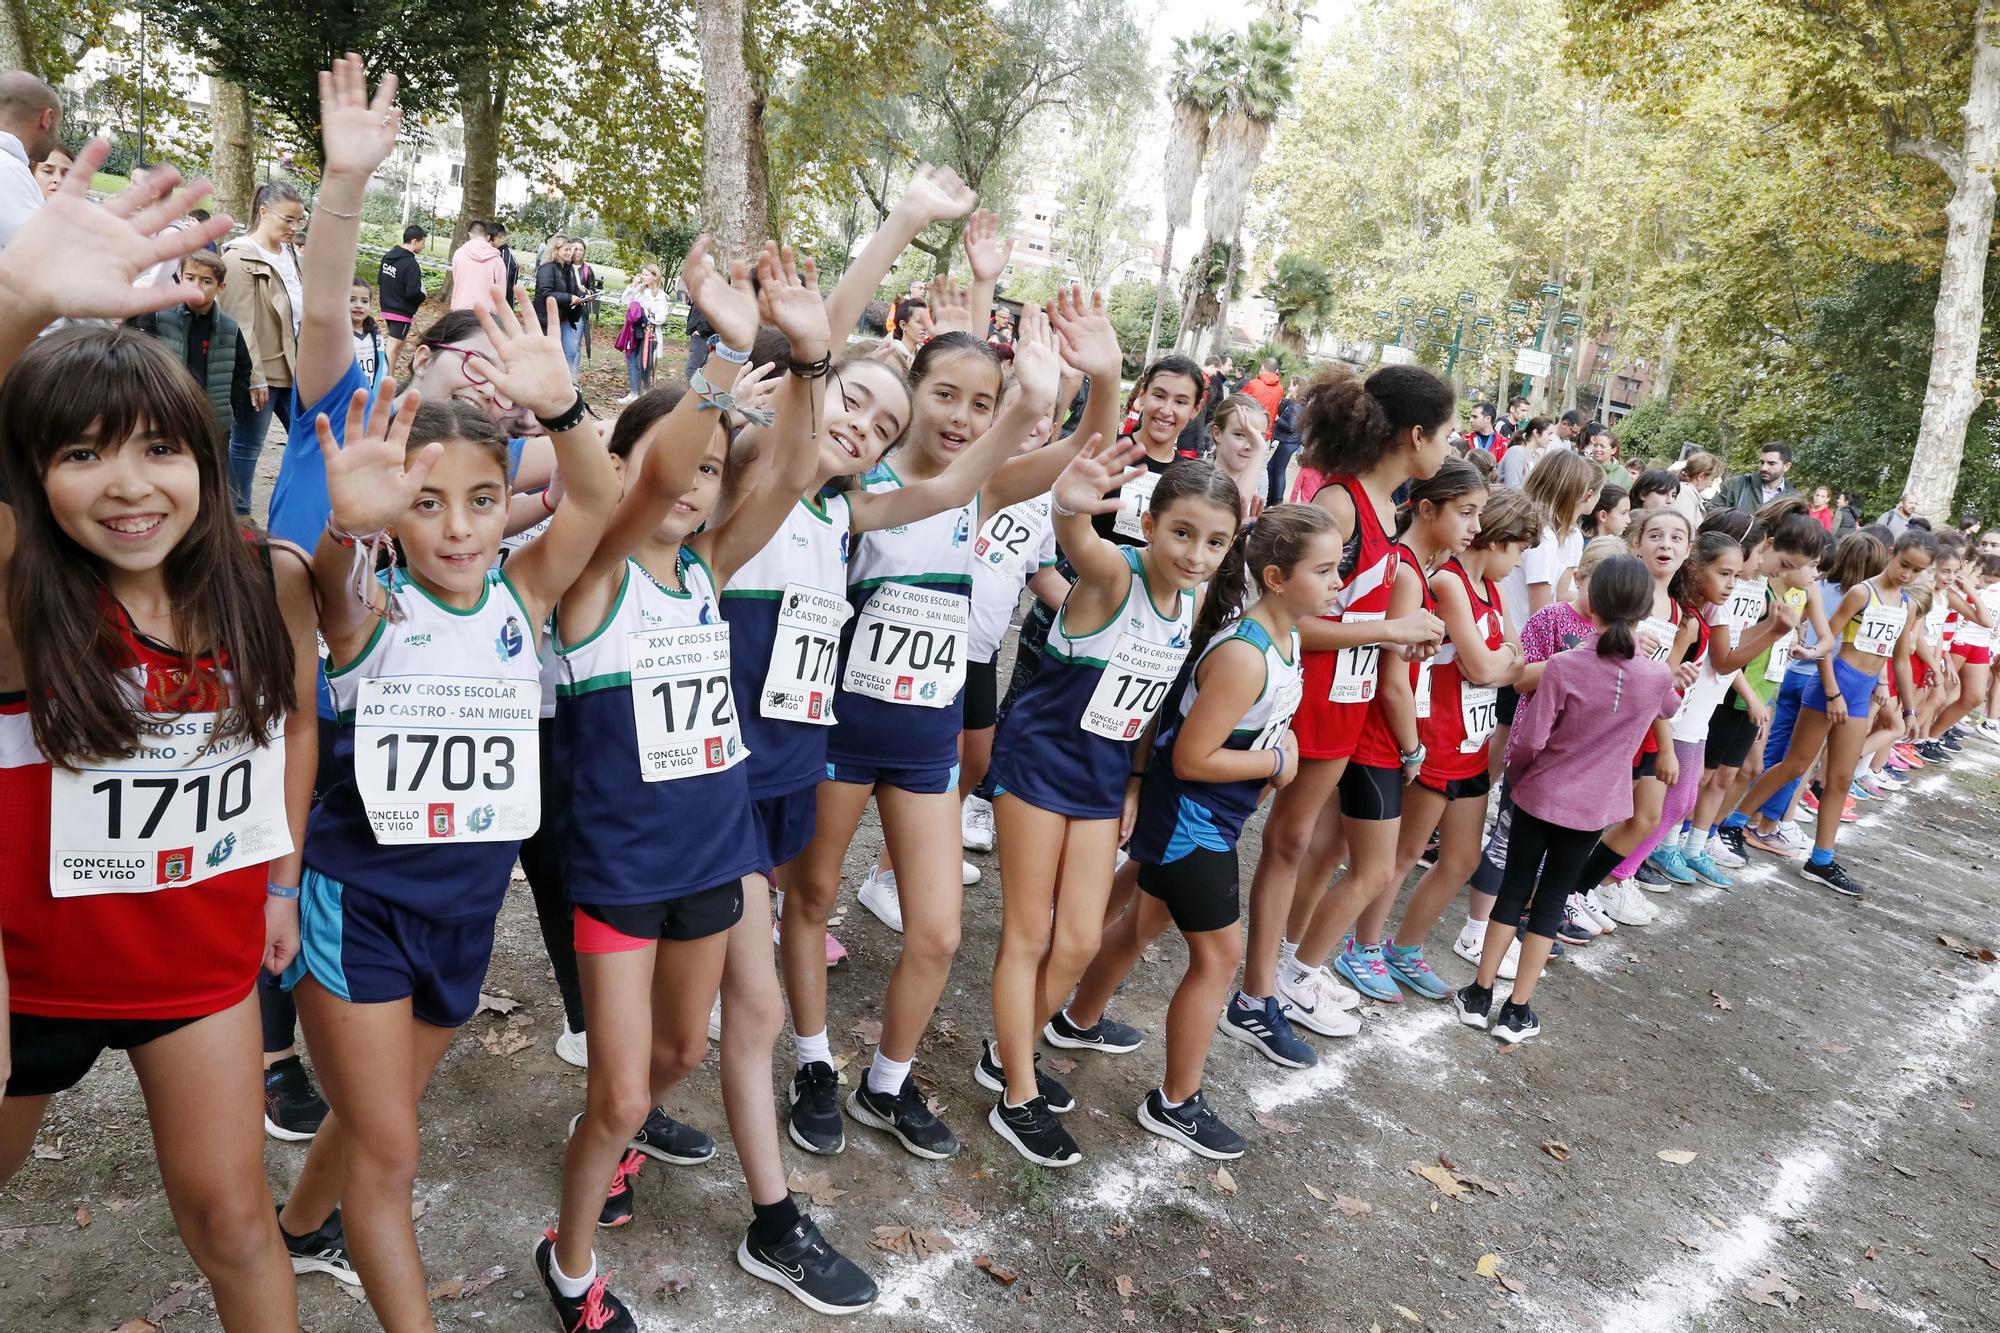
[1656,1149,1698,1165]
[1045,1055,1077,1075]
[1115,1273,1137,1300]
[1459,1172,1508,1197]
[31,1142,63,1161]
[1891,1163,1919,1179]
[1393,1304,1423,1324]
[1121,1310,1137,1324]
[1210,1165,1237,1195]
[112,1322,158,1333]
[146,1282,204,1323]
[428,1279,465,1301]
[1710,991,1733,1010]
[474,991,519,1015]
[1253,1111,1299,1135]
[476,1027,531,1058]
[1821,1041,1854,1054]
[1335,1194,1372,1219]
[1540,1140,1570,1162]
[786,1169,849,1207]
[1850,1289,1883,1311]
[1976,1250,2000,1273]
[1740,1271,1800,1308]
[631,1260,693,1296]
[1498,1275,1527,1295]
[1937,934,1999,963]
[1409,1162,1466,1198]
[410,1199,427,1222]
[850,1017,884,1046]
[1305,1183,1329,1202]
[1104,1220,1132,1238]
[1673,1236,1704,1252]
[1474,1254,1502,1279]
[430,1265,506,1301]
[974,1254,1019,1286]
[869,1225,954,1258]
[74,1205,91,1229]
[940,1198,982,1227]
[1863,1246,1877,1261]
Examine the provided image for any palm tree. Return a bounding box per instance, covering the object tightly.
[1263,253,1335,357]
[1146,29,1230,366]
[1178,6,1298,359]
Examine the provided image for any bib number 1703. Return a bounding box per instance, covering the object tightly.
[371,733,517,792]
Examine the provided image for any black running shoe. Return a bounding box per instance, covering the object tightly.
[280,1205,360,1286]
[789,1062,845,1154]
[1452,983,1493,1031]
[1716,824,1749,863]
[1042,1008,1143,1054]
[263,1055,328,1142]
[972,1040,1074,1113]
[846,1078,959,1159]
[599,1149,643,1228]
[987,1095,1081,1167]
[737,1214,878,1316]
[1555,907,1594,946]
[1492,1000,1541,1044]
[1135,1088,1245,1161]
[535,1231,636,1333]
[1800,857,1864,898]
[1634,860,1669,888]
[1941,732,1965,753]
[1918,739,1950,763]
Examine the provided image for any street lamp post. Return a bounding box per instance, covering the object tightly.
[1444,290,1480,380]
[1524,283,1564,414]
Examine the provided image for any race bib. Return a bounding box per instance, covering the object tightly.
[1853,602,1907,656]
[1458,686,1498,753]
[629,624,746,781]
[1955,616,1994,651]
[1639,615,1678,665]
[1328,611,1385,703]
[1724,578,1769,631]
[1112,470,1161,542]
[1252,673,1304,752]
[974,505,1042,574]
[1764,631,1797,684]
[1081,633,1187,741]
[354,675,540,844]
[50,714,290,897]
[761,584,850,725]
[1412,658,1435,720]
[841,583,967,708]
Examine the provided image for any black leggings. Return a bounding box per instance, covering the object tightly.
[1490,809,1601,942]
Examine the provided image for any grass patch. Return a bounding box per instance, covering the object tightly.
[1009,1163,1057,1216]
[90,171,130,194]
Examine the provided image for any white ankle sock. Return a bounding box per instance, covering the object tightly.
[867,1049,912,1096]
[794,1028,831,1070]
[548,1247,595,1298]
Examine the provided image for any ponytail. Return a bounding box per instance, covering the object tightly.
[1191,531,1249,660]
[1585,554,1653,661]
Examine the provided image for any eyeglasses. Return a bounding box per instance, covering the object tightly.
[431,345,516,411]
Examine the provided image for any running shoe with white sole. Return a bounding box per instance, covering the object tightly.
[961,860,980,887]
[988,1095,1080,1167]
[567,1107,716,1166]
[1136,1088,1245,1160]
[536,1231,637,1333]
[1043,1008,1144,1053]
[555,1024,589,1069]
[1451,983,1493,1030]
[708,997,721,1043]
[1800,857,1864,898]
[1707,831,1748,869]
[1583,886,1622,931]
[1646,844,1696,885]
[973,1040,1074,1112]
[788,1061,845,1154]
[1451,927,1485,967]
[1217,993,1318,1068]
[282,1206,360,1286]
[598,1149,643,1228]
[1492,1000,1541,1044]
[857,868,903,933]
[1743,824,1802,858]
[1274,964,1363,1037]
[1602,877,1657,927]
[1564,894,1604,935]
[1333,938,1402,1003]
[961,796,995,852]
[1683,847,1734,889]
[263,1055,328,1142]
[1383,941,1450,999]
[736,1215,878,1316]
[1555,906,1594,946]
[847,1079,959,1159]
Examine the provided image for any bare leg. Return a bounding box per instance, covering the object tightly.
[1391,793,1489,948]
[874,785,965,1065]
[1162,914,1242,1103]
[720,874,790,1206]
[1240,757,1344,997]
[781,780,873,1048]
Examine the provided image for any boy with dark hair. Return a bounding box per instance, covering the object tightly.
[129,249,255,444]
[378,222,428,362]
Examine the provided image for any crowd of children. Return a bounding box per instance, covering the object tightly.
[2,56,1995,1333]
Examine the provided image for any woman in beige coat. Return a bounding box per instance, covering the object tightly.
[219,181,304,513]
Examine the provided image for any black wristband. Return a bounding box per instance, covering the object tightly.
[787,351,833,380]
[537,391,588,434]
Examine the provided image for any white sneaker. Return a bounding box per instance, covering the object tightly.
[1495,936,1521,982]
[1776,823,1812,855]
[1274,963,1362,1037]
[1115,848,1129,872]
[1706,834,1748,870]
[961,859,981,887]
[961,796,995,852]
[1581,887,1620,933]
[1451,927,1483,966]
[708,996,722,1042]
[1565,893,1605,935]
[555,1024,588,1068]
[858,868,904,933]
[1603,877,1657,927]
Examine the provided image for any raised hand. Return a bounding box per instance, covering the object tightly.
[755,243,829,358]
[0,140,231,324]
[729,358,783,423]
[1052,433,1146,517]
[961,210,1014,284]
[320,388,440,535]
[1009,302,1062,412]
[680,235,761,354]
[471,288,578,419]
[926,272,975,336]
[1047,286,1121,381]
[893,164,977,229]
[318,54,401,181]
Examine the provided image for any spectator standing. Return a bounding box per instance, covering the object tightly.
[377,223,427,364]
[1497,416,1553,487]
[1707,443,1797,513]
[614,260,669,403]
[1582,422,1631,490]
[573,239,603,362]
[1266,377,1303,507]
[1463,401,1500,453]
[1809,485,1836,531]
[31,141,72,198]
[534,239,587,374]
[448,220,508,312]
[1499,394,1531,441]
[683,296,715,379]
[491,220,521,295]
[1669,450,1721,527]
[1240,356,1285,435]
[128,250,252,443]
[1554,408,1587,449]
[0,71,59,248]
[218,180,305,513]
[1878,491,1920,537]
[1835,489,1862,535]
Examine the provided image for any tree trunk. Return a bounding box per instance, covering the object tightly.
[1560,266,1594,415]
[1211,231,1241,362]
[1900,0,2000,521]
[441,60,505,308]
[1145,221,1176,366]
[698,0,768,262]
[1651,317,1680,406]
[0,0,40,78]
[208,78,255,224]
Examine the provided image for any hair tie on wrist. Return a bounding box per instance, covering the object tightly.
[787,352,833,380]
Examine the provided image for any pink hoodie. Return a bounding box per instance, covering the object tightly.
[449,238,506,312]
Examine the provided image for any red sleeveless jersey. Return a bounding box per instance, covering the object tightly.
[1,619,276,1020]
[1419,559,1507,782]
[1353,543,1437,769]
[1294,474,1400,761]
